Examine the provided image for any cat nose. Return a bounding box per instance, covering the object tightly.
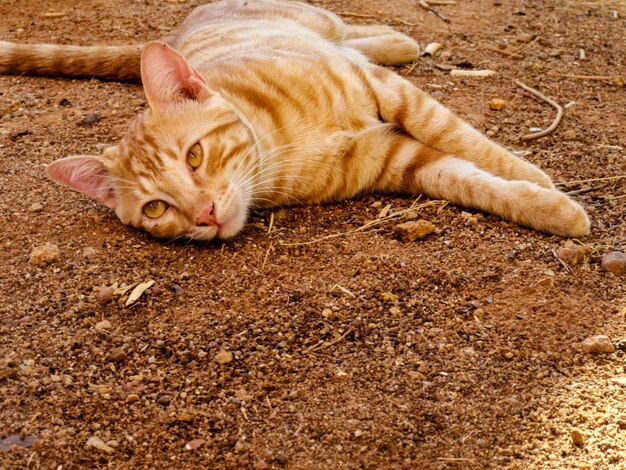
[195,202,217,226]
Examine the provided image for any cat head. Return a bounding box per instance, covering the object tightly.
[47,42,258,241]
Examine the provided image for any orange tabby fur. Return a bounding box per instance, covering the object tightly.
[0,0,590,240]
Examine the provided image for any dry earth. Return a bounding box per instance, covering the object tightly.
[0,0,625,468]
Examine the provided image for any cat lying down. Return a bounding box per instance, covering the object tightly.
[0,0,589,240]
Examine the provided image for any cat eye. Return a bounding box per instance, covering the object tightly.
[187,143,203,169]
[143,200,169,218]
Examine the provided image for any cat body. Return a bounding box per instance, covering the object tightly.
[0,0,590,240]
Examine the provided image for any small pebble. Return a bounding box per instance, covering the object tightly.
[125,394,140,403]
[185,438,206,450]
[254,459,269,470]
[394,220,436,242]
[29,202,44,213]
[602,251,626,274]
[95,320,112,332]
[29,244,60,266]
[158,394,172,406]
[109,347,127,363]
[571,429,585,446]
[78,113,101,126]
[86,436,114,454]
[557,245,588,266]
[97,287,115,305]
[490,98,506,110]
[581,335,615,354]
[83,247,97,259]
[58,97,71,107]
[214,350,233,364]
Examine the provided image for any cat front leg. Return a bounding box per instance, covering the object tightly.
[367,65,556,190]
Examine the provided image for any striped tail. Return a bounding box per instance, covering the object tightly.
[0,41,142,82]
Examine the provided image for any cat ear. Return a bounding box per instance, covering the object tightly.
[140,41,212,109]
[46,156,117,209]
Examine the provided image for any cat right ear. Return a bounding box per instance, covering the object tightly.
[140,41,212,109]
[46,156,118,209]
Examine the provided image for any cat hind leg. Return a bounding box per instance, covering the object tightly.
[374,135,589,237]
[411,154,590,237]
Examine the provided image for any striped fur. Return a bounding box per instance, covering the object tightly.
[7,0,589,240]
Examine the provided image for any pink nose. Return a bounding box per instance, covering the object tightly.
[195,203,218,226]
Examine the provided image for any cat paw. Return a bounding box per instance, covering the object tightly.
[549,196,590,238]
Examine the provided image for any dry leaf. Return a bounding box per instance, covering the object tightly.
[125,280,155,306]
[377,204,392,218]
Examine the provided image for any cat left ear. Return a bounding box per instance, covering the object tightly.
[141,41,212,109]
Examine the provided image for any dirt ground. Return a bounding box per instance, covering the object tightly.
[0,0,625,468]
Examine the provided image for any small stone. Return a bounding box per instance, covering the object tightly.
[97,287,115,305]
[254,459,269,470]
[125,393,140,403]
[185,438,206,450]
[557,245,588,266]
[83,247,97,259]
[490,98,506,110]
[571,429,585,446]
[105,440,119,448]
[109,347,127,363]
[581,335,615,354]
[602,251,626,274]
[29,202,44,213]
[275,453,288,465]
[58,97,71,107]
[29,244,60,266]
[86,436,114,454]
[394,220,436,242]
[158,394,172,406]
[77,113,101,126]
[177,411,194,422]
[563,129,578,140]
[214,350,233,364]
[381,292,398,302]
[371,201,382,208]
[95,320,112,331]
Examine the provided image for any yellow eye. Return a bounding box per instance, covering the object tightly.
[143,200,169,219]
[187,143,203,169]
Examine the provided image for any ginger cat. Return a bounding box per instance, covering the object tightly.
[0,0,590,240]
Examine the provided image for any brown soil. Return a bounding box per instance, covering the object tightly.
[1,0,625,468]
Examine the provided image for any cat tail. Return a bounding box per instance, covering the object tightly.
[0,41,142,82]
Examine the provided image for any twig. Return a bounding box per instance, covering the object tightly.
[267,212,274,234]
[556,175,626,185]
[329,284,356,298]
[510,36,542,56]
[451,69,497,78]
[418,0,451,23]
[283,199,443,247]
[425,0,456,5]
[261,241,273,271]
[565,184,607,196]
[402,61,420,76]
[339,11,378,19]
[482,44,524,60]
[552,249,574,274]
[306,328,354,354]
[547,72,625,86]
[514,79,564,141]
